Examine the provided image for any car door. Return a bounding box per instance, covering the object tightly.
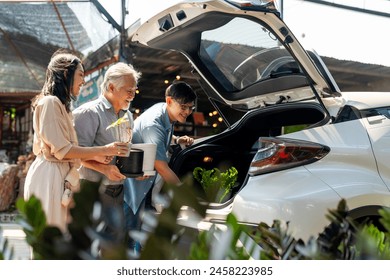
[363,109,390,190]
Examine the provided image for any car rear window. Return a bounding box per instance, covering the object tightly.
[199,17,304,92]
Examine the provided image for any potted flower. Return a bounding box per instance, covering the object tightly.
[106,113,144,177]
[106,113,132,145]
[193,166,238,203]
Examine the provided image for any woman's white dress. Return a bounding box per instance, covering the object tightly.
[24,96,80,232]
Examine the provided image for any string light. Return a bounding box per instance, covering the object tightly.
[207,110,223,128]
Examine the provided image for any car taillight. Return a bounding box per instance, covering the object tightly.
[248,137,330,176]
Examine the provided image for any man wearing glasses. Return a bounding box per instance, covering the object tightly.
[124,81,197,252]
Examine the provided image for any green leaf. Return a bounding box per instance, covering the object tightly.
[16,196,47,237]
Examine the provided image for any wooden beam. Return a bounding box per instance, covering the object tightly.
[84,55,119,76]
[0,91,39,98]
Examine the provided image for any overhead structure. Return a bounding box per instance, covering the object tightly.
[2,0,390,111]
[0,0,124,160]
[0,0,122,110]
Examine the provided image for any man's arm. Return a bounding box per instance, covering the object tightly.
[154,160,181,185]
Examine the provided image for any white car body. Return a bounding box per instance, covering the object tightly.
[233,92,390,239]
[131,0,390,240]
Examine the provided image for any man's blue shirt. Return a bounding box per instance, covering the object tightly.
[124,102,174,213]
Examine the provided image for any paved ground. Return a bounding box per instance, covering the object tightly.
[0,213,32,260]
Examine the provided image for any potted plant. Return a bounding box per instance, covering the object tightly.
[106,113,132,145]
[106,114,144,177]
[193,166,238,203]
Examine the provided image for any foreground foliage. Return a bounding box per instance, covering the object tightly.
[2,177,390,260]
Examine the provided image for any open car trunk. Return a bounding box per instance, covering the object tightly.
[169,102,328,203]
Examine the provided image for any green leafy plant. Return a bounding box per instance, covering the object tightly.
[248,199,390,260]
[189,199,390,260]
[138,175,207,260]
[15,180,128,260]
[189,213,252,260]
[355,223,390,259]
[193,166,238,203]
[11,176,207,260]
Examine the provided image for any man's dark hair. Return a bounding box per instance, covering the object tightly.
[165,81,197,104]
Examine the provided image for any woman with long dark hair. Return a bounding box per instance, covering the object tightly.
[24,50,129,231]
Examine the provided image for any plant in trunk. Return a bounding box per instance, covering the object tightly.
[193,166,238,203]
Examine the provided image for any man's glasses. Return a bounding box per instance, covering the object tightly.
[173,99,196,112]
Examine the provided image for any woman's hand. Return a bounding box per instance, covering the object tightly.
[104,142,130,157]
[93,155,113,164]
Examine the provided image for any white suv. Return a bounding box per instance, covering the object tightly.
[131,0,390,240]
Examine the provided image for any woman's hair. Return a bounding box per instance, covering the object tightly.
[165,81,197,104]
[100,62,141,94]
[32,49,83,112]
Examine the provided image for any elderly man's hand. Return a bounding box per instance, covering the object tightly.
[135,175,150,181]
[103,164,127,181]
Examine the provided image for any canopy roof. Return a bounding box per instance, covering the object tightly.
[0,0,120,109]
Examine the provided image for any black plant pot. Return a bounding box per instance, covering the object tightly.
[116,148,144,178]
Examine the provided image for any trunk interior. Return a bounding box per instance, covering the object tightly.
[169,103,329,203]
